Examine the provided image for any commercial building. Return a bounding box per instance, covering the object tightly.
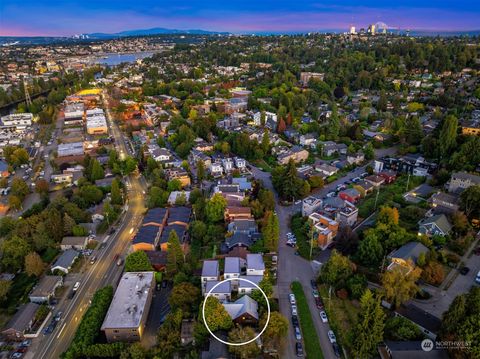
[309,212,339,250]
[58,142,84,157]
[101,272,155,342]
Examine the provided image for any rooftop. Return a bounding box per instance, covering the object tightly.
[101,272,154,330]
[202,260,219,277]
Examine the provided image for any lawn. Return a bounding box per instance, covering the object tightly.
[318,284,359,355]
[291,281,323,359]
[252,159,272,172]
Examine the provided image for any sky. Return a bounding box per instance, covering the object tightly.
[1,1,479,36]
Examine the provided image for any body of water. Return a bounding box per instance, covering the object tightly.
[93,51,156,66]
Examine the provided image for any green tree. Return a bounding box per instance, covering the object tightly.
[381,265,421,307]
[364,142,375,160]
[202,296,232,332]
[78,185,103,206]
[35,178,50,197]
[259,311,288,352]
[190,220,207,244]
[24,252,46,277]
[0,279,12,301]
[385,316,422,341]
[460,185,480,218]
[167,179,182,192]
[228,325,260,358]
[351,290,386,358]
[196,160,205,182]
[357,230,385,267]
[124,251,153,272]
[110,179,123,205]
[89,159,105,181]
[319,250,354,288]
[1,235,31,271]
[166,230,184,275]
[168,282,200,315]
[205,193,227,223]
[439,115,458,159]
[8,195,22,210]
[262,211,279,252]
[11,178,29,199]
[122,156,137,175]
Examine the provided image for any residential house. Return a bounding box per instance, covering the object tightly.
[51,249,79,274]
[354,180,375,197]
[233,157,246,171]
[379,170,397,184]
[1,303,40,341]
[232,177,252,191]
[339,188,361,203]
[168,191,191,205]
[201,260,219,291]
[227,219,258,235]
[365,174,386,187]
[378,341,449,359]
[181,319,195,346]
[277,146,309,165]
[299,134,317,148]
[309,212,339,250]
[237,275,263,295]
[225,206,252,222]
[448,172,480,193]
[165,167,191,187]
[144,250,167,271]
[429,192,460,214]
[253,111,277,127]
[204,281,231,302]
[319,141,348,157]
[246,254,265,276]
[315,163,339,177]
[387,242,429,272]
[132,225,160,252]
[209,161,224,177]
[223,232,256,251]
[224,257,243,289]
[29,276,63,304]
[222,158,234,173]
[346,152,364,166]
[302,196,323,216]
[222,295,259,325]
[395,304,441,340]
[418,214,452,237]
[60,236,88,251]
[101,272,154,342]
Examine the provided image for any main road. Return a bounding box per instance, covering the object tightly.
[35,90,146,359]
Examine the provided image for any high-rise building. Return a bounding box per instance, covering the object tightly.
[368,24,376,35]
[349,26,356,34]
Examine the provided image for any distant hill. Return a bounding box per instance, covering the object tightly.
[87,27,229,38]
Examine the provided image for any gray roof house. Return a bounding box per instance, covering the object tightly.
[204,281,231,302]
[51,249,79,274]
[418,214,452,237]
[29,276,63,304]
[246,254,265,275]
[60,236,88,250]
[222,295,259,325]
[1,303,40,341]
[201,260,219,281]
[387,242,429,272]
[227,219,258,235]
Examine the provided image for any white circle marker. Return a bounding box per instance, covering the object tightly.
[202,277,271,346]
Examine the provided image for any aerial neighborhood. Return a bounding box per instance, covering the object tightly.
[0,22,479,359]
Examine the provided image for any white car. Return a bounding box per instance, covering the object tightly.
[326,192,336,198]
[328,330,336,343]
[73,281,80,291]
[289,293,296,305]
[294,326,302,340]
[320,311,328,323]
[291,305,298,316]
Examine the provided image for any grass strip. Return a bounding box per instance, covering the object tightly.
[291,281,324,359]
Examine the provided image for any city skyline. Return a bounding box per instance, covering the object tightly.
[1,0,480,36]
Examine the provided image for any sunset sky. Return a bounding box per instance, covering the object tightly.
[1,0,479,36]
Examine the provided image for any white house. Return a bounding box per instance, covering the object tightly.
[246,254,265,276]
[222,158,234,173]
[209,162,224,177]
[204,281,231,302]
[234,157,246,170]
[201,260,219,294]
[224,257,244,289]
[253,111,277,126]
[238,275,263,295]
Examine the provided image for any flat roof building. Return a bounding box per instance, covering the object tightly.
[101,272,155,343]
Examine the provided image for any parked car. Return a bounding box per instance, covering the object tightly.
[294,326,302,340]
[289,293,296,305]
[116,257,123,266]
[20,340,31,347]
[310,279,317,289]
[11,353,23,359]
[319,311,328,323]
[328,330,337,343]
[292,315,299,326]
[460,266,470,275]
[286,242,296,248]
[312,289,319,298]
[89,256,97,264]
[291,305,298,316]
[315,297,324,309]
[296,342,304,357]
[332,343,341,358]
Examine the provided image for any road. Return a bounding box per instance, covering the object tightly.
[250,166,337,359]
[33,90,146,359]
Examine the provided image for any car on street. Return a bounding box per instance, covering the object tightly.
[310,279,317,289]
[289,293,296,305]
[291,304,298,316]
[315,297,324,309]
[11,353,23,359]
[296,342,304,357]
[328,330,337,343]
[54,312,62,322]
[319,311,328,323]
[312,289,319,298]
[116,257,123,266]
[460,266,470,275]
[352,177,360,183]
[89,256,97,264]
[15,347,27,353]
[475,270,480,284]
[294,326,302,340]
[332,343,341,358]
[20,340,31,347]
[326,191,336,198]
[292,315,299,326]
[286,242,296,248]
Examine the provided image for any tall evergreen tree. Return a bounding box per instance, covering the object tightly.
[439,115,458,159]
[166,230,184,276]
[110,179,122,205]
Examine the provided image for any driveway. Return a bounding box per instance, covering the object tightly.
[142,285,172,348]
